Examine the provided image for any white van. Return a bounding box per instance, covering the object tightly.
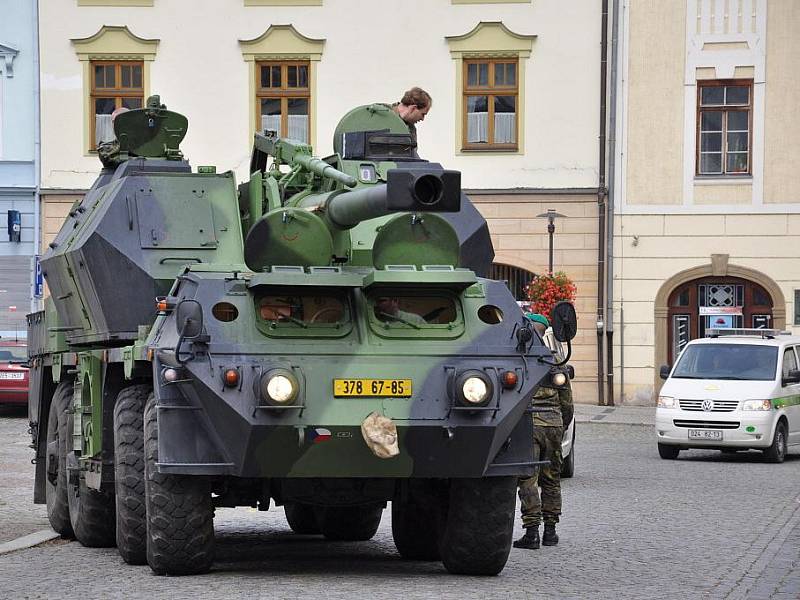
[656,328,800,462]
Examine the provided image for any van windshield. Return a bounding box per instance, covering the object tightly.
[672,344,778,381]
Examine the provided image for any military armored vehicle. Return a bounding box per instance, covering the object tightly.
[27,97,577,576]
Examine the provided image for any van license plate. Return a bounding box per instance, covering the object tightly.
[688,429,722,441]
[333,379,412,397]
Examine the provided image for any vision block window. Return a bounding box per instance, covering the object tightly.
[257,61,310,143]
[91,60,144,150]
[697,80,752,176]
[463,59,518,150]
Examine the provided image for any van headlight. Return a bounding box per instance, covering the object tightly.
[657,395,678,409]
[742,399,771,411]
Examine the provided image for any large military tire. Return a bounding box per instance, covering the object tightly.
[144,393,214,575]
[438,477,517,576]
[45,381,74,537]
[113,384,152,564]
[284,503,321,534]
[391,491,441,561]
[318,503,383,541]
[66,410,117,548]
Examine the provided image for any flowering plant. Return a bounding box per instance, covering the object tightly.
[526,271,577,321]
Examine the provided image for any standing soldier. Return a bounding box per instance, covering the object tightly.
[514,313,574,549]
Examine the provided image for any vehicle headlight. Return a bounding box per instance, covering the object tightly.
[463,377,489,404]
[742,399,771,411]
[455,370,494,407]
[657,395,678,409]
[260,369,299,405]
[551,372,567,387]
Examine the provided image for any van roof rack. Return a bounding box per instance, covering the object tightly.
[706,328,789,339]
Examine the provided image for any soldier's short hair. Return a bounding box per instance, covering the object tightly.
[400,87,432,110]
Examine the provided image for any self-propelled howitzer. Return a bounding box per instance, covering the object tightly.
[27,98,577,579]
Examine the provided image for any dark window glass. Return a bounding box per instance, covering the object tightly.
[122,97,142,110]
[673,344,777,381]
[95,97,115,114]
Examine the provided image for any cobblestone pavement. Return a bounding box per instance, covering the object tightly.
[1,411,798,599]
[0,407,49,544]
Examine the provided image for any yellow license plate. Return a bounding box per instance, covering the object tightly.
[333,378,412,397]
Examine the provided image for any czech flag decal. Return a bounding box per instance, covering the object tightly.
[308,428,332,444]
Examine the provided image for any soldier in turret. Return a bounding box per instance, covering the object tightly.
[514,313,574,550]
[389,87,432,156]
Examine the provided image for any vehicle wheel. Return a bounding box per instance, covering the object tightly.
[45,380,75,537]
[144,393,214,575]
[284,503,320,534]
[318,503,383,541]
[658,443,680,460]
[439,477,516,576]
[391,483,442,560]
[763,422,788,464]
[113,384,152,564]
[561,429,576,478]
[66,409,116,547]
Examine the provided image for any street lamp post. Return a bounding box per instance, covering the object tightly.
[536,209,566,274]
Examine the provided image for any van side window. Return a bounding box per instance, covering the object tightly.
[781,347,798,378]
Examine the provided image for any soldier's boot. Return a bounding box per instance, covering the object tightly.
[512,527,540,549]
[542,523,559,546]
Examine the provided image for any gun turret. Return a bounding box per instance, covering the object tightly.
[242,105,493,274]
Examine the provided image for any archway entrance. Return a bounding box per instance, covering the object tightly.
[667,276,774,363]
[654,260,785,396]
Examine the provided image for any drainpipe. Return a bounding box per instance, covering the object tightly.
[32,0,41,314]
[596,0,609,406]
[605,0,621,405]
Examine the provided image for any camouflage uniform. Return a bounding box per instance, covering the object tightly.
[97,139,122,169]
[518,379,574,528]
[386,102,419,158]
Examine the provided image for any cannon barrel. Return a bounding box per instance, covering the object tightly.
[320,168,461,229]
[293,154,357,188]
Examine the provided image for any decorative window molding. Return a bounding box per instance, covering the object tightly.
[0,42,20,78]
[682,0,766,205]
[78,0,154,6]
[445,22,535,155]
[240,25,325,147]
[72,26,159,154]
[244,0,322,5]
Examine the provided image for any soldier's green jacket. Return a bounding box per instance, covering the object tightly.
[532,380,574,428]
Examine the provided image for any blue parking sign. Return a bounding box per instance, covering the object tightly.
[34,255,43,298]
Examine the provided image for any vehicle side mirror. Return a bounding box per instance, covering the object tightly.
[176,299,204,339]
[566,365,575,380]
[782,368,800,386]
[659,365,671,380]
[551,301,577,343]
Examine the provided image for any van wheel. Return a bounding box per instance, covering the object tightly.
[657,443,680,460]
[763,422,788,464]
[561,429,576,478]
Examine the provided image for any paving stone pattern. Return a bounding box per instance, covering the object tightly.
[0,412,798,599]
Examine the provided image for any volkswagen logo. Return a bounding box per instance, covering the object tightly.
[701,399,715,412]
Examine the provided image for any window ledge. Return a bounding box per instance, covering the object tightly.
[694,176,753,186]
[459,147,520,155]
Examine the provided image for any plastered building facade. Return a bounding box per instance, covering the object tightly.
[38,0,604,401]
[613,0,800,403]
